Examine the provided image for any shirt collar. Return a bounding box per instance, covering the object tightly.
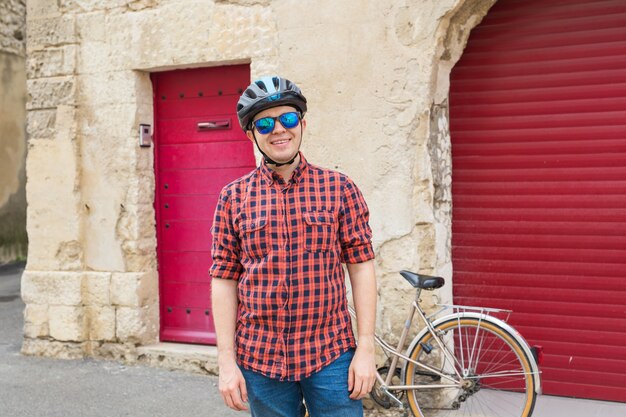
[259,152,308,185]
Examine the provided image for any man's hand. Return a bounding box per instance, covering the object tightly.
[218,358,249,411]
[348,337,377,400]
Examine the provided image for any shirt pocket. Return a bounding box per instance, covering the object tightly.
[241,217,270,259]
[304,212,335,252]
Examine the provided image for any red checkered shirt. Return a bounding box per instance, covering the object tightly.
[210,153,375,381]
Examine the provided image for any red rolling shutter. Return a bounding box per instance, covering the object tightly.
[450,0,626,401]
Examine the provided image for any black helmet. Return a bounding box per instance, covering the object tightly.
[237,76,307,130]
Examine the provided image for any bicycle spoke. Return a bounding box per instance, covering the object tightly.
[405,317,536,417]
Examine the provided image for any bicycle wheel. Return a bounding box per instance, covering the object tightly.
[404,317,537,417]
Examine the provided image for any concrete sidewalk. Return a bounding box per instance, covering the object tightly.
[0,262,241,417]
[1,262,625,416]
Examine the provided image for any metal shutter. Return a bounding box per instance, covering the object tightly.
[450,0,626,401]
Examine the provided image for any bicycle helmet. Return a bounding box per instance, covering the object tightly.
[237,76,308,167]
[237,76,307,130]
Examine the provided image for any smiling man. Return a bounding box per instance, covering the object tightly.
[210,76,377,417]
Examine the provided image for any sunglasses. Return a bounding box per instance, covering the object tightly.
[252,112,301,134]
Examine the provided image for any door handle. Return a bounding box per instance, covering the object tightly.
[197,120,230,131]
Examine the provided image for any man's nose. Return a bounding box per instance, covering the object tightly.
[271,120,287,133]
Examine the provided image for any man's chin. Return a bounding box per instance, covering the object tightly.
[268,152,298,165]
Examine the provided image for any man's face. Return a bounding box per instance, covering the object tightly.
[246,105,306,164]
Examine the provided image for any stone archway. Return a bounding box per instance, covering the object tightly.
[425,0,497,305]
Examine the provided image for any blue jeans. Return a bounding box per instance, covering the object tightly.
[240,349,363,417]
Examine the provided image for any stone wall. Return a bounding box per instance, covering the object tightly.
[0,0,27,264]
[22,0,496,365]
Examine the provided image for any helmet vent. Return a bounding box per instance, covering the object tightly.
[236,76,307,130]
[255,80,267,92]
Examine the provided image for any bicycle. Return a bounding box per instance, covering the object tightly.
[349,270,542,417]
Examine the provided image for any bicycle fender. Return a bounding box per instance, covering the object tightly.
[401,312,542,395]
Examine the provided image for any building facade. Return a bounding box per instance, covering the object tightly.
[21,0,626,404]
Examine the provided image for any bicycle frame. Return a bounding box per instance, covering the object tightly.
[348,286,542,408]
[350,288,460,392]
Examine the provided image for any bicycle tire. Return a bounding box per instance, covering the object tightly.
[404,317,537,417]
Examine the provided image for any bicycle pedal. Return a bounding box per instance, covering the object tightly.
[381,387,404,409]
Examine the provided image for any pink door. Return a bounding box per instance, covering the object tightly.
[153,64,255,344]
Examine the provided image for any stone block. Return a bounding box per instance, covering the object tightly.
[116,305,158,344]
[76,103,137,139]
[135,74,153,106]
[27,77,76,110]
[23,304,49,338]
[137,343,219,375]
[75,12,106,43]
[77,135,132,272]
[85,306,116,341]
[88,341,138,363]
[136,145,154,173]
[26,109,56,139]
[1,0,26,56]
[21,338,85,359]
[119,204,157,241]
[26,0,61,18]
[21,271,82,305]
[120,239,157,273]
[108,3,216,70]
[49,305,87,342]
[127,0,159,11]
[77,71,137,105]
[125,175,155,206]
[53,104,77,141]
[82,272,111,305]
[110,271,157,307]
[26,135,82,271]
[59,0,130,13]
[76,41,113,73]
[27,15,76,51]
[27,46,77,78]
[206,3,275,61]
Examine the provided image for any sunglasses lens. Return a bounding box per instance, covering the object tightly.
[279,112,300,129]
[254,117,274,134]
[253,112,300,134]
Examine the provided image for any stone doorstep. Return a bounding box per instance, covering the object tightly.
[136,342,219,375]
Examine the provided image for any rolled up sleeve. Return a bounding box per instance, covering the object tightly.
[210,187,243,280]
[339,178,375,264]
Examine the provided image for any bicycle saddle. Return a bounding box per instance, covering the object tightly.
[400,270,445,290]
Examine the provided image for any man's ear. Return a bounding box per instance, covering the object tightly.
[301,118,306,131]
[245,130,255,142]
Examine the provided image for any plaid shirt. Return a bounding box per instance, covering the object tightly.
[210,153,374,381]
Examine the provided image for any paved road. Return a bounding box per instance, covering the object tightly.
[2,262,626,417]
[0,262,243,417]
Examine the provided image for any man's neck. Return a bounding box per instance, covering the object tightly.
[268,153,301,182]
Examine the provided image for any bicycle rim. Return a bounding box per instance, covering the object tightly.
[405,318,536,417]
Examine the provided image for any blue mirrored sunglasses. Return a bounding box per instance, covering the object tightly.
[253,112,301,134]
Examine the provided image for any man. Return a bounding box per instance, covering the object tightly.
[210,76,377,417]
